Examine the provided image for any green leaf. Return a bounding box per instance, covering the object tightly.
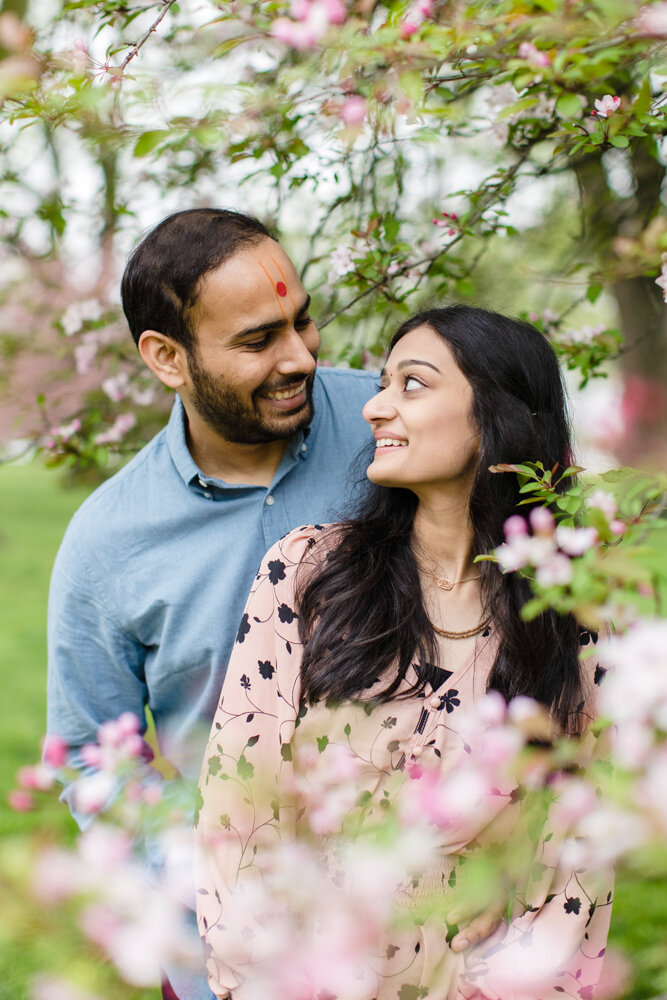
[384,215,400,243]
[399,71,423,105]
[133,130,169,157]
[608,134,629,148]
[586,283,602,304]
[633,77,652,118]
[556,93,582,119]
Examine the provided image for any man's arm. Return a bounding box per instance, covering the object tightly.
[47,535,150,825]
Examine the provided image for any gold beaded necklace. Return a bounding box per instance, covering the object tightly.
[431,618,491,640]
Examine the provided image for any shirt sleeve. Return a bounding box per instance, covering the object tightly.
[194,528,314,999]
[47,528,152,825]
[457,641,614,1000]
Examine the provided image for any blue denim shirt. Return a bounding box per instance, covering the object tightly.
[47,368,376,780]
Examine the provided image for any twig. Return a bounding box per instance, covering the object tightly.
[119,0,177,72]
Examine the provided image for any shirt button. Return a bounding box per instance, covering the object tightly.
[204,492,212,500]
[301,443,307,452]
[265,495,275,506]
[198,477,207,488]
[411,745,423,758]
[429,696,441,709]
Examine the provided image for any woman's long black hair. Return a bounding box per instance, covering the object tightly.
[297,306,584,734]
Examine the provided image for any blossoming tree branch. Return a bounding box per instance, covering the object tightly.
[0,0,664,464]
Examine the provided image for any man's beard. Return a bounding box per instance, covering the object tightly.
[186,351,315,445]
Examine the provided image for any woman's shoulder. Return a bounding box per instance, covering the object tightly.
[259,522,342,574]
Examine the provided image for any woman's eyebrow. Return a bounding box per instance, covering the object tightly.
[380,359,442,377]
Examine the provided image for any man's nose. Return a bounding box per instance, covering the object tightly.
[276,326,319,375]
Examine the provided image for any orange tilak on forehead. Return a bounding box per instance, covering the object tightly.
[257,257,297,317]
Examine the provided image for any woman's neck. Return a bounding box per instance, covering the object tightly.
[412,492,476,584]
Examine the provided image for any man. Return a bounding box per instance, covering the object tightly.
[47,208,376,999]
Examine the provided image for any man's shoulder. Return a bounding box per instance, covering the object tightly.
[314,366,376,400]
[313,367,376,426]
[61,424,169,541]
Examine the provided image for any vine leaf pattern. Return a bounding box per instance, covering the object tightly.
[195,526,613,1000]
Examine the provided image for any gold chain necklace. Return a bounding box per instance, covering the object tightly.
[431,571,481,592]
[431,618,491,640]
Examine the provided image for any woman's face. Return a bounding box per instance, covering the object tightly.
[362,324,480,493]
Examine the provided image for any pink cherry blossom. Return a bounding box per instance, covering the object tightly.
[555,524,598,556]
[102,371,130,402]
[535,551,573,587]
[503,514,528,538]
[587,489,617,520]
[518,41,551,67]
[400,20,419,37]
[116,711,141,736]
[340,95,366,126]
[610,518,626,535]
[61,297,103,336]
[529,505,554,535]
[593,94,621,118]
[17,764,56,791]
[94,412,137,446]
[271,0,346,49]
[74,341,97,375]
[8,789,34,811]
[42,733,68,768]
[72,770,116,814]
[636,2,667,36]
[32,846,88,903]
[80,742,103,767]
[328,245,355,281]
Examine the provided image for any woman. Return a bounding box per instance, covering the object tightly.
[195,306,612,1000]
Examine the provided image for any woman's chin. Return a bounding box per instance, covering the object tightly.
[366,462,404,488]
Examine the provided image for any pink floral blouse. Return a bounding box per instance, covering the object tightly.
[195,526,613,1000]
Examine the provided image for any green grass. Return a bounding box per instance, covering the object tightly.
[0,464,159,1000]
[0,463,665,1000]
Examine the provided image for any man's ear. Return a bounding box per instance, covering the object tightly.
[138,330,189,389]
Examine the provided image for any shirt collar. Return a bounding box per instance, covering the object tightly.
[165,394,313,495]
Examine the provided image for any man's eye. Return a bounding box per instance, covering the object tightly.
[295,315,313,330]
[246,337,270,350]
[404,375,423,391]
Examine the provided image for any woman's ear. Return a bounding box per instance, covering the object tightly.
[138,330,188,389]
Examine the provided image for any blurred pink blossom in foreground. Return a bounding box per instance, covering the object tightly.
[271,0,346,49]
[636,2,667,35]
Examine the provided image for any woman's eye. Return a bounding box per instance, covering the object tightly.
[404,375,423,391]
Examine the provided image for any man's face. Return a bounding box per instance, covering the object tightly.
[184,238,320,445]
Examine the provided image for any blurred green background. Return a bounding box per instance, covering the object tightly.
[1,461,666,1000]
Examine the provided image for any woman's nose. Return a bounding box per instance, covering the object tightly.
[363,390,397,425]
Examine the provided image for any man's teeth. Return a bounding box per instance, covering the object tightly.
[376,438,407,448]
[266,380,306,401]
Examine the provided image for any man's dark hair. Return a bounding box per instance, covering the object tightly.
[121,208,272,353]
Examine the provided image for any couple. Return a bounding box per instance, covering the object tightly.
[47,208,610,1000]
[194,313,613,997]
